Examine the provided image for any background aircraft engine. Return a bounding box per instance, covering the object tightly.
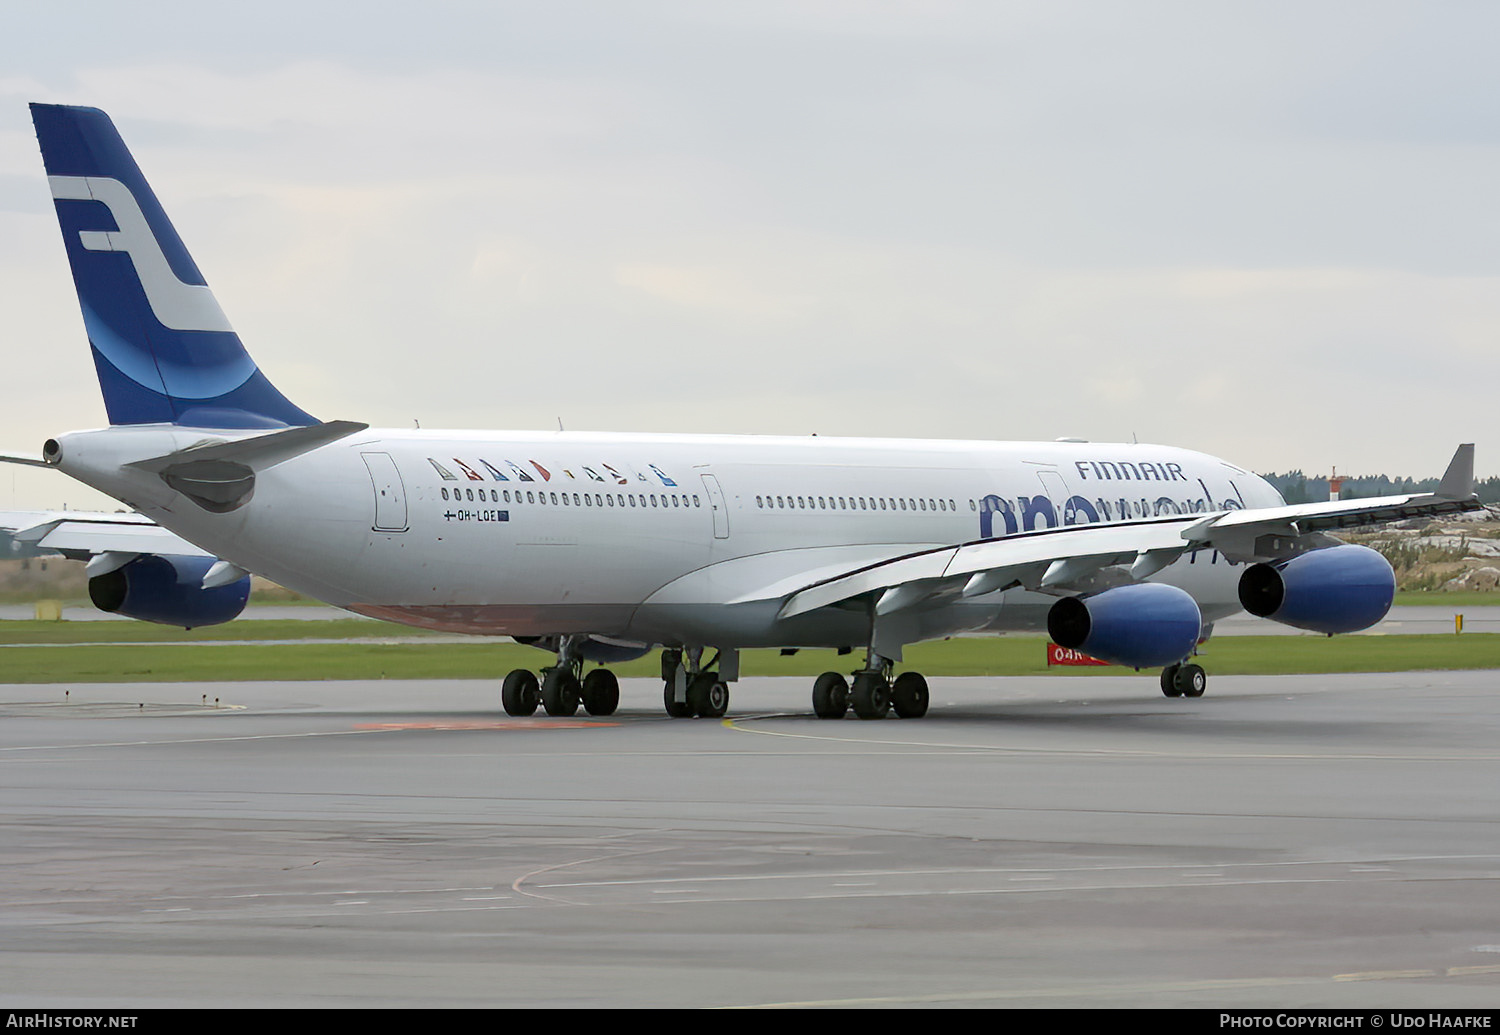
[87,555,251,629]
[1047,583,1203,669]
[1237,543,1395,635]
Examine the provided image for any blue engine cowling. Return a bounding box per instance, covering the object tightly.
[88,554,250,629]
[1237,543,1394,634]
[1047,582,1203,669]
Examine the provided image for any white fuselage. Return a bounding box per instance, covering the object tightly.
[50,425,1286,649]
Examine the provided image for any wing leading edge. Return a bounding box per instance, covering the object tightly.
[775,444,1482,620]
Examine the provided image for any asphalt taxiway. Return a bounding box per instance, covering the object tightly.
[2,672,1499,1009]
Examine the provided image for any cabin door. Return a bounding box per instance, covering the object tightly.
[700,473,730,539]
[362,452,409,532]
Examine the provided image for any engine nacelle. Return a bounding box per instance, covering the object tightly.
[88,554,250,629]
[1238,543,1394,635]
[1047,583,1203,669]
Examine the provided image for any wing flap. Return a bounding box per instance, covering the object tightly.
[779,517,1203,618]
[777,548,961,618]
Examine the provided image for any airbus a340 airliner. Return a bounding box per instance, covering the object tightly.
[0,104,1482,720]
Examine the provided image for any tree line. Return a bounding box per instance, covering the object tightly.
[1259,471,1500,505]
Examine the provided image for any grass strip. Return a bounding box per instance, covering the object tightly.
[0,633,1494,683]
[0,619,431,644]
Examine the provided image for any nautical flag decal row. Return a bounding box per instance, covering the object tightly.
[427,457,677,487]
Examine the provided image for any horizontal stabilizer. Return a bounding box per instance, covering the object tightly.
[126,420,368,474]
[0,451,50,468]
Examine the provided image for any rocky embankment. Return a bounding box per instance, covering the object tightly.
[1342,505,1500,592]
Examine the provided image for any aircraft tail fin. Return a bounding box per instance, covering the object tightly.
[1436,443,1476,501]
[30,103,316,430]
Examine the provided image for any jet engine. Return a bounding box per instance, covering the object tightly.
[88,554,251,629]
[1047,582,1203,669]
[1237,543,1395,634]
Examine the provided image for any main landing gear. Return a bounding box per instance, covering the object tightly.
[660,647,730,719]
[501,664,621,716]
[1159,662,1207,698]
[812,661,930,720]
[500,642,733,720]
[501,636,621,717]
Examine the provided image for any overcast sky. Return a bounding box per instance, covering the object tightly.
[1,1,1495,509]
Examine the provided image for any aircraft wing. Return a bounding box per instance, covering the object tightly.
[775,444,1482,619]
[0,509,210,568]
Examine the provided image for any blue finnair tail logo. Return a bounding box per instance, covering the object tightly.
[32,102,314,429]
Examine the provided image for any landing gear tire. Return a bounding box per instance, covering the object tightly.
[502,668,540,716]
[851,672,890,720]
[1175,663,1206,698]
[812,671,849,719]
[890,672,929,719]
[688,672,729,718]
[541,667,581,716]
[581,669,620,716]
[663,680,693,718]
[1160,663,1206,698]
